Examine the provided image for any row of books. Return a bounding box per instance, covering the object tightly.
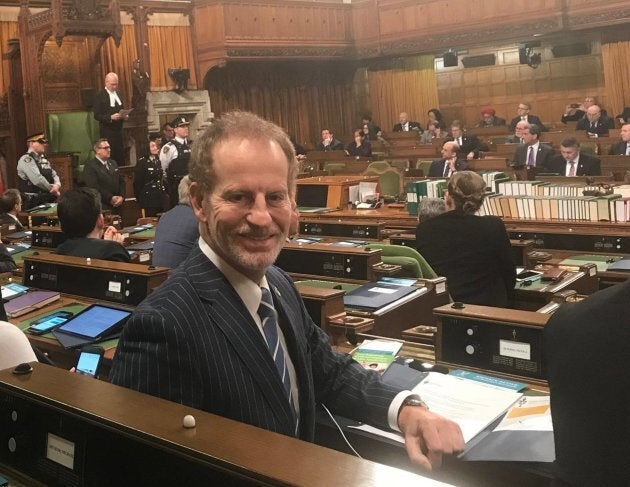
[405,179,447,215]
[476,193,626,222]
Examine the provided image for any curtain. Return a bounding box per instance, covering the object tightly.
[601,41,630,119]
[205,62,358,148]
[148,25,197,91]
[0,21,18,96]
[367,55,439,132]
[100,24,138,107]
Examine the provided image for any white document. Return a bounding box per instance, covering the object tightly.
[348,185,359,204]
[350,372,522,444]
[359,181,378,202]
[493,395,552,432]
[118,108,133,117]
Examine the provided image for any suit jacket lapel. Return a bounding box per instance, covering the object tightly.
[186,248,296,427]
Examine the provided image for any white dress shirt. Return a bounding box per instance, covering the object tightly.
[107,89,122,107]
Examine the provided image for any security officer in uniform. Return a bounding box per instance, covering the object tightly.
[133,135,168,217]
[159,115,191,208]
[17,133,61,210]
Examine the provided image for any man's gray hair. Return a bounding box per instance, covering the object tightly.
[178,175,193,205]
[418,197,446,221]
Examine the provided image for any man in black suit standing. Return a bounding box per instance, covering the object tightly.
[609,123,630,155]
[393,112,423,132]
[511,123,555,173]
[509,102,546,132]
[93,72,129,166]
[545,280,630,486]
[428,141,468,177]
[82,138,126,212]
[547,137,601,176]
[448,120,482,160]
[576,105,613,138]
[110,110,464,470]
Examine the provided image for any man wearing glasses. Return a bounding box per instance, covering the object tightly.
[82,138,125,212]
[509,102,546,132]
[16,133,61,210]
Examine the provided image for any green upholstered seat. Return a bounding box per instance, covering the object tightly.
[47,112,100,181]
[364,243,438,279]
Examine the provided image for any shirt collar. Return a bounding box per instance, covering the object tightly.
[198,238,269,320]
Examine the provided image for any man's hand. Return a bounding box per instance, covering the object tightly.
[111,113,122,121]
[49,184,61,197]
[111,195,124,207]
[398,405,465,471]
[466,151,475,160]
[103,226,125,243]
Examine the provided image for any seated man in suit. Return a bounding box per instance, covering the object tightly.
[616,107,630,125]
[82,139,125,213]
[609,123,630,155]
[55,188,130,263]
[560,96,603,124]
[511,123,555,173]
[448,120,482,160]
[393,112,423,132]
[110,110,464,471]
[548,137,601,176]
[506,120,528,144]
[509,102,546,132]
[476,107,506,127]
[428,141,468,177]
[0,189,25,232]
[576,105,613,138]
[315,128,344,152]
[152,176,199,269]
[545,280,630,486]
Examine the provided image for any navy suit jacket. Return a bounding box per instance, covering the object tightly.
[511,143,555,171]
[609,140,630,155]
[152,204,199,269]
[509,115,546,131]
[427,158,468,177]
[547,153,601,176]
[576,116,613,137]
[110,246,402,440]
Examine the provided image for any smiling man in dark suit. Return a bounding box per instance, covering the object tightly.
[547,137,601,176]
[93,72,129,166]
[393,112,423,132]
[82,138,125,212]
[511,123,555,173]
[110,110,464,470]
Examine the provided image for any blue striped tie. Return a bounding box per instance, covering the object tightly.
[258,288,297,431]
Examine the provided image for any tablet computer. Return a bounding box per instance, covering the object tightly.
[53,304,131,349]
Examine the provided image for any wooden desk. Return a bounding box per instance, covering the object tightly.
[0,364,432,486]
[296,175,379,209]
[18,204,58,228]
[300,206,418,230]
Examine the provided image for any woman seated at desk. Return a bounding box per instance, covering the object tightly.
[415,171,516,307]
[346,129,372,157]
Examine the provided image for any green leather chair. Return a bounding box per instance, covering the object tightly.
[47,111,100,181]
[364,243,438,279]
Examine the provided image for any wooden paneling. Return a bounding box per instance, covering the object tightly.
[437,50,607,128]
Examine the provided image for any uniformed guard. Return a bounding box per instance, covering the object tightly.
[133,136,168,217]
[16,133,61,210]
[159,115,191,208]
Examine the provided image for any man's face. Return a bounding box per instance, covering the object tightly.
[441,143,456,159]
[399,113,408,125]
[482,114,494,124]
[321,130,332,142]
[621,125,630,142]
[515,122,527,136]
[105,76,118,91]
[163,125,174,140]
[174,125,189,139]
[451,126,462,139]
[517,104,530,116]
[96,141,111,160]
[192,137,295,282]
[583,97,596,109]
[30,140,46,155]
[586,106,601,123]
[522,129,538,145]
[560,146,579,161]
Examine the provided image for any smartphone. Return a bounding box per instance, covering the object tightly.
[516,270,543,282]
[27,311,74,335]
[570,103,580,108]
[75,345,105,378]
